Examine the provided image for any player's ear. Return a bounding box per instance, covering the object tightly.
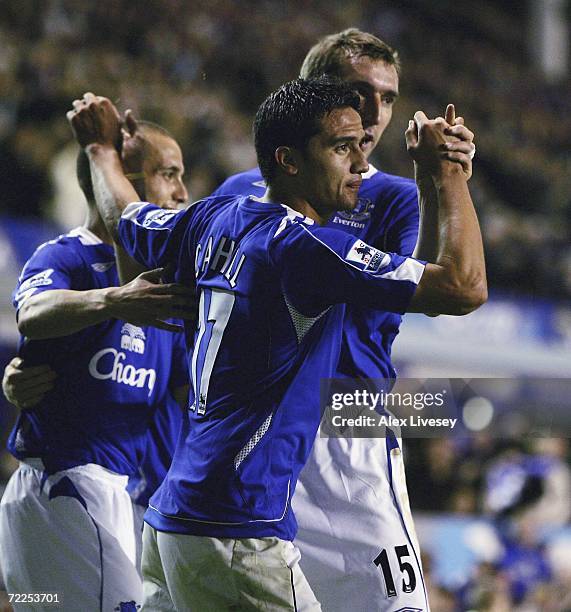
[275,146,299,176]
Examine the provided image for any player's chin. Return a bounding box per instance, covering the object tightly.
[338,190,359,211]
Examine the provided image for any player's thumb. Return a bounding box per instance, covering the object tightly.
[445,104,456,125]
[405,120,418,148]
[413,110,428,137]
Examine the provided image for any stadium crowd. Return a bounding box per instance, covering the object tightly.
[0,0,570,300]
[407,435,571,611]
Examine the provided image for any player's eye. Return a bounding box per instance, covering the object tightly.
[335,143,350,154]
[381,94,396,105]
[161,170,176,180]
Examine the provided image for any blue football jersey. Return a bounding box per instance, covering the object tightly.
[127,335,188,507]
[213,165,419,379]
[9,226,188,476]
[118,196,424,539]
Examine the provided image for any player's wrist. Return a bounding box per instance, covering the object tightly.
[99,286,121,319]
[85,142,120,161]
[432,161,465,188]
[414,162,436,191]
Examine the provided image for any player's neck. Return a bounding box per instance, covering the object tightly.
[266,186,330,225]
[83,206,113,245]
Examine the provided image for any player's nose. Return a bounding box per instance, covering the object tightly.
[361,92,382,127]
[351,142,369,174]
[173,178,188,205]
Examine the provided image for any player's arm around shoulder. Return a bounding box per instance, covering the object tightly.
[14,239,103,339]
[18,286,115,339]
[18,268,195,339]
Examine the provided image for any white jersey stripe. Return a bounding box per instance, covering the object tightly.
[378,257,425,284]
[122,202,148,221]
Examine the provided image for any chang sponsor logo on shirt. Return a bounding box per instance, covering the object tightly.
[89,324,155,394]
[88,347,156,396]
[345,240,390,273]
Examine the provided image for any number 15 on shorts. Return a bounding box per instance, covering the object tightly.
[374,544,417,598]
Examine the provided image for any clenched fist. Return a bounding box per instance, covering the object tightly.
[67,92,122,150]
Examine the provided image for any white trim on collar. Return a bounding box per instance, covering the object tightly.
[68,226,103,245]
[362,164,379,180]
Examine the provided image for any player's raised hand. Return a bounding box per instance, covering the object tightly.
[441,104,476,180]
[405,111,453,181]
[67,92,122,150]
[2,357,57,409]
[105,268,197,332]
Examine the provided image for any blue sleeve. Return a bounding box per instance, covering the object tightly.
[385,185,419,256]
[117,202,192,270]
[13,240,99,356]
[270,220,425,316]
[13,241,81,313]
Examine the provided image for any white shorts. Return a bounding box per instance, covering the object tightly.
[141,524,322,611]
[0,460,143,611]
[293,429,429,611]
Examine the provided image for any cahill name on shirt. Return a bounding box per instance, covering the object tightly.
[194,234,247,288]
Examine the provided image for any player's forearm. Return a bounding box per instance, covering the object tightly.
[413,170,439,262]
[17,288,121,339]
[432,165,487,311]
[86,143,139,242]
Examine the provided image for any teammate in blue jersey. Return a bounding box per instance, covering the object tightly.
[214,29,475,380]
[213,29,476,611]
[2,121,190,518]
[68,77,485,611]
[0,124,193,611]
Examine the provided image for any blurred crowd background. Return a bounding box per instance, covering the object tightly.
[1,0,571,299]
[1,1,570,610]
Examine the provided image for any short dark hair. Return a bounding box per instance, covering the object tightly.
[254,76,360,183]
[74,119,174,205]
[137,120,174,140]
[300,28,400,79]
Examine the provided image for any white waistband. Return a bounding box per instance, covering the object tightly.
[20,457,45,470]
[19,459,129,487]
